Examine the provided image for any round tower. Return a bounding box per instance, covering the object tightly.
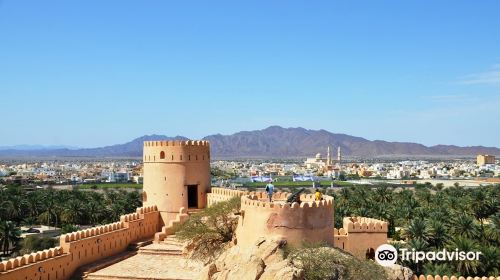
[235,192,334,248]
[143,140,211,225]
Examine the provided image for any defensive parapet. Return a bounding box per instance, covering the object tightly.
[235,191,334,248]
[207,187,248,206]
[143,140,211,225]
[0,206,160,280]
[333,216,388,259]
[412,275,500,280]
[343,216,388,233]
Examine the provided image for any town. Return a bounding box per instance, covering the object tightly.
[2,152,497,190]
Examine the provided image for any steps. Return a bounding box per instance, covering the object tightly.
[154,207,200,243]
[138,235,186,256]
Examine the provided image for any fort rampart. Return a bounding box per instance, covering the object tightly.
[207,187,248,206]
[333,216,388,258]
[0,206,160,280]
[235,191,334,248]
[412,276,500,280]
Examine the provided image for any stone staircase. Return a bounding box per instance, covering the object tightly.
[154,208,201,243]
[139,235,186,256]
[85,209,202,280]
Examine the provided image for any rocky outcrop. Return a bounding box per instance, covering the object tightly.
[197,238,303,280]
[384,264,414,280]
[195,237,413,280]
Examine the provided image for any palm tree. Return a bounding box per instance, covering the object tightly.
[107,203,125,223]
[374,186,392,204]
[451,214,479,239]
[0,221,21,256]
[404,219,428,241]
[423,263,453,276]
[427,219,448,249]
[485,214,500,245]
[477,245,499,276]
[39,190,59,227]
[84,200,103,225]
[61,199,84,225]
[25,192,41,218]
[471,193,497,240]
[446,236,480,276]
[407,238,429,274]
[2,196,25,224]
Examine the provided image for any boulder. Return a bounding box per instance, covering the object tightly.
[384,264,414,280]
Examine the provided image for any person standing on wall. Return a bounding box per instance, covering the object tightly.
[315,188,323,201]
[265,180,274,202]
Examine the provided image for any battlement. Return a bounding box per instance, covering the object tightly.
[136,205,158,214]
[240,192,334,210]
[236,190,334,248]
[210,187,248,197]
[0,247,64,273]
[207,188,248,207]
[413,275,500,280]
[143,139,210,163]
[0,205,161,280]
[144,140,210,147]
[62,222,125,243]
[343,216,388,233]
[120,213,141,223]
[334,228,348,236]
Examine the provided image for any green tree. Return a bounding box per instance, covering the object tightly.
[447,236,480,276]
[0,221,21,256]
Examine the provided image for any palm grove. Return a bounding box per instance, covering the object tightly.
[0,185,141,257]
[330,184,499,277]
[0,183,498,277]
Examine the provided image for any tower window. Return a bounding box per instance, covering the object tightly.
[171,155,174,160]
[180,155,183,160]
[160,151,165,159]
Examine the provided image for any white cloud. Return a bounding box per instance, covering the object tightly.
[458,64,500,85]
[428,94,473,101]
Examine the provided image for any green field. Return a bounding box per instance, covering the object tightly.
[77,183,143,189]
[242,180,355,188]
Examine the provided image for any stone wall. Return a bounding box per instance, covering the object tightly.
[0,206,160,280]
[333,216,388,259]
[236,191,334,248]
[207,187,248,206]
[413,276,500,280]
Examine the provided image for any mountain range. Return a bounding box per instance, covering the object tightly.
[0,126,498,158]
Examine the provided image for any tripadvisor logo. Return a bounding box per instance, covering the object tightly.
[375,244,482,267]
[375,244,398,266]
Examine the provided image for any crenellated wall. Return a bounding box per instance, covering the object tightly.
[0,206,160,280]
[333,216,388,258]
[412,275,500,280]
[235,191,334,248]
[207,187,248,206]
[143,140,211,225]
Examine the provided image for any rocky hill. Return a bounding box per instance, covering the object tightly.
[1,126,498,158]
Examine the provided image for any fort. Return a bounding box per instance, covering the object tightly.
[0,140,498,280]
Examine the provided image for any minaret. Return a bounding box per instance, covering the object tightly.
[337,146,342,163]
[327,146,331,166]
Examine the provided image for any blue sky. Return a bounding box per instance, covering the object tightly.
[0,1,499,148]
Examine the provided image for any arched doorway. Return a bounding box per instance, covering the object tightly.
[365,248,375,260]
